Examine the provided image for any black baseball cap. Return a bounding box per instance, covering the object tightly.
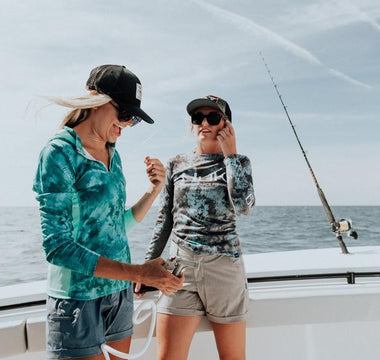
[186,95,232,122]
[86,65,154,124]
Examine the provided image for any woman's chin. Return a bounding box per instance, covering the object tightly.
[198,134,217,143]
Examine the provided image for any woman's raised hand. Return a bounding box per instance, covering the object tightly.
[217,121,237,157]
[145,156,166,192]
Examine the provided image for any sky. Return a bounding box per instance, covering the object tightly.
[0,0,379,207]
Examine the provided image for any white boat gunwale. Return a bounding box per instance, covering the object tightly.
[2,246,380,360]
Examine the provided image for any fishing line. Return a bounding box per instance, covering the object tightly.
[260,52,358,254]
[101,299,157,360]
[101,258,197,359]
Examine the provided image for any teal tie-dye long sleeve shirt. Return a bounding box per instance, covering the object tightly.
[146,152,255,260]
[33,127,137,300]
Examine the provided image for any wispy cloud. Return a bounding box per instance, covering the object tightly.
[334,0,380,32]
[190,0,372,89]
[278,1,380,36]
[327,68,371,89]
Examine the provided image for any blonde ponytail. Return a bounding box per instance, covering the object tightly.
[61,108,91,129]
[42,93,112,129]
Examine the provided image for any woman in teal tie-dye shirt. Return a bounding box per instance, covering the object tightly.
[33,65,183,360]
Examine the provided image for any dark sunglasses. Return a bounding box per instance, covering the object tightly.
[191,112,224,126]
[109,102,141,127]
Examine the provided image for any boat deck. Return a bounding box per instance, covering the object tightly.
[1,246,380,359]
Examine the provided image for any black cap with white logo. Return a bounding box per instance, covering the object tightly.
[86,65,154,124]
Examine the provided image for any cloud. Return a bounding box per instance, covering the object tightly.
[334,0,380,32]
[278,1,380,35]
[190,0,372,89]
[328,68,372,89]
[190,0,322,66]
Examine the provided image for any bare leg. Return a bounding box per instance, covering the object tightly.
[106,336,132,360]
[156,314,202,360]
[61,336,132,360]
[211,321,246,360]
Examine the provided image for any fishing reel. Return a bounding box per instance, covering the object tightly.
[331,219,358,239]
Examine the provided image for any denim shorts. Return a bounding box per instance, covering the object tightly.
[158,242,249,323]
[46,286,134,359]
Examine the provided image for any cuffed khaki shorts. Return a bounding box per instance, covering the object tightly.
[157,242,249,324]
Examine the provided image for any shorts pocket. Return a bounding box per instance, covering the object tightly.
[169,241,179,259]
[47,298,84,331]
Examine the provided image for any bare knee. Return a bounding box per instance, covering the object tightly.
[156,314,201,360]
[212,321,246,360]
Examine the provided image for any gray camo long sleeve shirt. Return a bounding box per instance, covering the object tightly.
[145,152,255,260]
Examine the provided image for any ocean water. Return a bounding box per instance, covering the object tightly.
[0,206,379,287]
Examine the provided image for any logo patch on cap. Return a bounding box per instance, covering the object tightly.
[136,83,142,101]
[206,95,226,113]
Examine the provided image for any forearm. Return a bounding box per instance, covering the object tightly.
[94,256,143,282]
[39,194,101,276]
[224,155,255,215]
[131,185,162,223]
[94,255,184,295]
[145,229,171,260]
[145,199,173,260]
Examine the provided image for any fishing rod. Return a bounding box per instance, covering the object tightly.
[260,53,358,254]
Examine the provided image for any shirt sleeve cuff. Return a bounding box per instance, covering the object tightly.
[124,207,139,233]
[223,153,239,164]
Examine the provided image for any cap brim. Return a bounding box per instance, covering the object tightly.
[186,99,222,115]
[128,105,154,124]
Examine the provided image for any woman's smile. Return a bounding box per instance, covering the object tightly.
[200,128,212,134]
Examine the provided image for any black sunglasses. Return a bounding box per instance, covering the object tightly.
[191,112,224,126]
[109,102,141,127]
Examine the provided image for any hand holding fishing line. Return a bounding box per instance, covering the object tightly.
[144,156,166,191]
[217,120,237,157]
[103,257,185,360]
[104,258,190,360]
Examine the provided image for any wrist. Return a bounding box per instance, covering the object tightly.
[148,183,163,195]
[121,262,146,283]
[133,264,144,283]
[221,142,237,158]
[223,150,237,158]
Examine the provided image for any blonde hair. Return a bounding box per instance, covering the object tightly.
[43,93,112,128]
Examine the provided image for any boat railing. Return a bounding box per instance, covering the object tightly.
[2,270,380,313]
[248,271,380,285]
